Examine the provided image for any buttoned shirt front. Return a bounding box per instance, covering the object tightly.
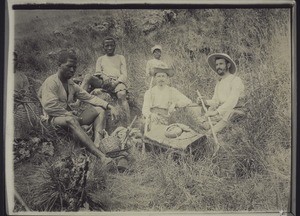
[39,73,108,118]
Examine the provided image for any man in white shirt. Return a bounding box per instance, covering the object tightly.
[198,53,245,133]
[142,67,194,130]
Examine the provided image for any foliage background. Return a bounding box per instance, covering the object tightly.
[13,8,292,212]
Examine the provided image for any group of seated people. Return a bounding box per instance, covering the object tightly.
[15,36,245,165]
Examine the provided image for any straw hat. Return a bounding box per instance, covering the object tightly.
[151,45,162,53]
[150,67,174,77]
[207,53,237,74]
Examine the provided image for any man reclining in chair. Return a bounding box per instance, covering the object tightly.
[197,53,245,134]
[38,49,118,165]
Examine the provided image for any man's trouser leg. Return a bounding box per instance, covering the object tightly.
[116,84,130,126]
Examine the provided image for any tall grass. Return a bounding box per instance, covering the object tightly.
[13,8,291,212]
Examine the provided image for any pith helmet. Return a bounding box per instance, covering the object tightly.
[151,45,162,53]
[207,53,237,74]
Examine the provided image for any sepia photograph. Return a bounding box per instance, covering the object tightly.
[5,1,296,215]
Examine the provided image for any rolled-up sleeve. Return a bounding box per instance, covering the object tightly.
[40,80,71,117]
[117,55,127,83]
[74,84,108,109]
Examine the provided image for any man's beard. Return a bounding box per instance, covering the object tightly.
[158,80,166,86]
[217,69,225,76]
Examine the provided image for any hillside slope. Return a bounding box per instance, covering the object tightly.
[13,8,292,212]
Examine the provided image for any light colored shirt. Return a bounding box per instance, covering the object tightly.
[95,54,127,83]
[206,74,244,119]
[146,59,168,76]
[142,85,192,117]
[38,73,108,118]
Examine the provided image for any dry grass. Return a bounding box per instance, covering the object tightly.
[13,9,291,212]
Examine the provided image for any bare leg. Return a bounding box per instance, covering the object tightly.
[117,90,130,126]
[79,106,107,147]
[93,108,106,148]
[52,115,111,164]
[81,74,93,91]
[81,74,103,92]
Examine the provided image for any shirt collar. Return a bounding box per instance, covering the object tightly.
[55,72,75,85]
[219,73,234,81]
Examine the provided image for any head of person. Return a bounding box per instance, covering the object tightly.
[207,53,236,76]
[215,57,231,76]
[103,37,116,56]
[153,67,174,87]
[151,45,162,60]
[155,72,168,87]
[57,49,77,80]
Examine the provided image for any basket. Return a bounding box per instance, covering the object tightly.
[101,136,122,154]
[14,103,41,139]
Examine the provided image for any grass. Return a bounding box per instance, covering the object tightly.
[12,8,291,212]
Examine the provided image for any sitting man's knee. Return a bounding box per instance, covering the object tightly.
[83,74,93,82]
[117,90,127,100]
[65,116,79,126]
[93,106,105,114]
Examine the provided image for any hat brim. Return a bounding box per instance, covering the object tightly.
[150,67,174,77]
[151,47,162,53]
[207,53,236,74]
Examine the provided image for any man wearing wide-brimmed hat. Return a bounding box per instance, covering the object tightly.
[142,66,193,129]
[146,45,169,77]
[197,53,245,133]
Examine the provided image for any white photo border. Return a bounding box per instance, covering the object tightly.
[5,1,297,215]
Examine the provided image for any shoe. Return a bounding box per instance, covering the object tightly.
[116,157,129,173]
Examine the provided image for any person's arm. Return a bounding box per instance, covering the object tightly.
[172,88,192,108]
[142,90,152,118]
[206,82,219,107]
[117,55,127,83]
[95,56,103,74]
[40,79,72,117]
[158,60,168,69]
[74,84,109,109]
[216,78,245,116]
